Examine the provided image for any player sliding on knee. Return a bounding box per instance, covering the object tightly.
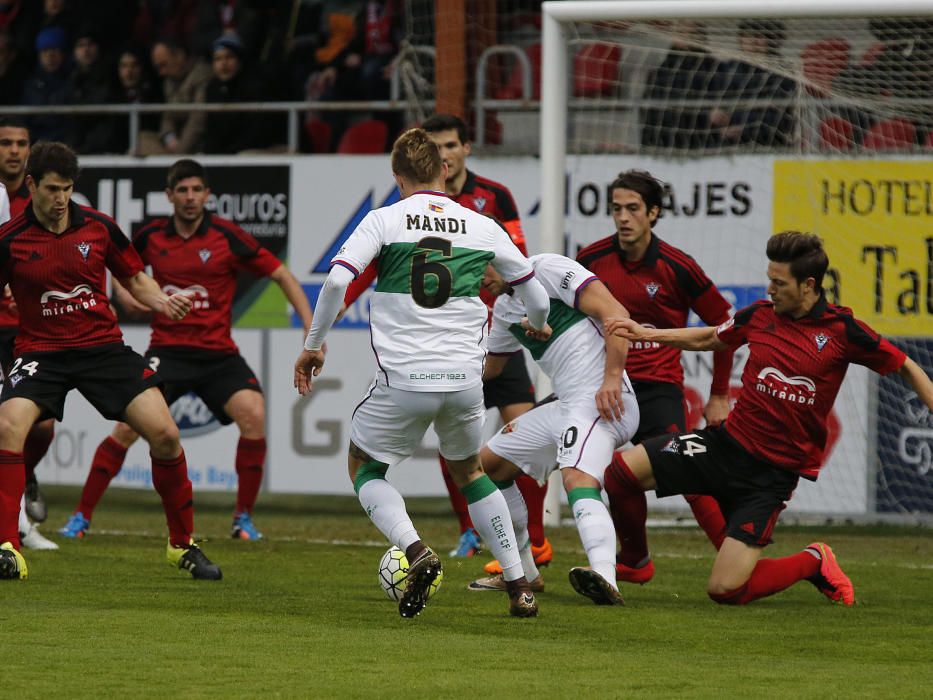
[604,232,933,606]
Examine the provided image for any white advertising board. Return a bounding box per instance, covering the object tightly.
[32,154,889,515]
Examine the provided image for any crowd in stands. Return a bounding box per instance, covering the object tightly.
[640,18,933,151]
[641,20,797,150]
[0,0,403,154]
[2,2,929,155]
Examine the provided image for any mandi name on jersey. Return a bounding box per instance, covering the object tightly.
[405,214,468,234]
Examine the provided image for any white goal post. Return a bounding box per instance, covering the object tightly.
[539,0,933,524]
[540,0,933,254]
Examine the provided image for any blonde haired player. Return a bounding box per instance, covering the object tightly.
[294,129,550,618]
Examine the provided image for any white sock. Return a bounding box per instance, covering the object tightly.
[18,495,30,535]
[500,482,539,581]
[357,479,420,552]
[570,492,619,590]
[465,476,524,582]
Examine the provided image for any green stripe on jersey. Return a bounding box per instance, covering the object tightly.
[375,241,494,298]
[509,298,588,360]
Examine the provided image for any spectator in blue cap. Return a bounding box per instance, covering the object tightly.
[35,25,67,53]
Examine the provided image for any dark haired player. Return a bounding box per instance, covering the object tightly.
[0,117,57,543]
[577,169,734,584]
[605,231,933,605]
[343,114,552,573]
[60,159,313,542]
[0,142,221,581]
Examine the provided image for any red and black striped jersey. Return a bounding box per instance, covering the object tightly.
[0,201,142,353]
[717,296,906,478]
[577,233,733,392]
[344,170,528,310]
[134,212,281,353]
[0,181,32,329]
[455,170,526,254]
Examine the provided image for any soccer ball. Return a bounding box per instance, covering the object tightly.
[378,546,443,602]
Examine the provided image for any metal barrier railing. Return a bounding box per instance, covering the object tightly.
[2,100,413,154]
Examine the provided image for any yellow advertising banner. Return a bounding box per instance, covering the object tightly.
[773,161,933,337]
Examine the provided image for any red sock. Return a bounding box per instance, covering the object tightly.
[516,475,546,546]
[440,454,474,532]
[77,437,128,518]
[23,422,54,481]
[684,493,727,550]
[604,453,649,567]
[235,436,266,514]
[708,551,821,605]
[151,450,194,547]
[0,450,24,550]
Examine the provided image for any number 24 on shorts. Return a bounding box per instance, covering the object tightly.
[10,357,39,377]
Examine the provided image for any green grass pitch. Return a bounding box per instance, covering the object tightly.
[6,486,932,699]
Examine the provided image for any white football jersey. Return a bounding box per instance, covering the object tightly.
[332,191,533,391]
[488,253,631,402]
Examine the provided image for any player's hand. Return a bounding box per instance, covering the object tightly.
[596,379,624,422]
[294,348,325,396]
[604,316,645,340]
[521,317,552,342]
[163,292,192,320]
[704,393,730,427]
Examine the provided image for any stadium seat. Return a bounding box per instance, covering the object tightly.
[305,119,333,153]
[801,38,850,93]
[819,117,856,150]
[860,41,886,67]
[862,118,917,150]
[925,130,933,148]
[573,42,622,97]
[336,119,389,154]
[495,43,541,100]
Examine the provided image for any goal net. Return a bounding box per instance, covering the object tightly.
[537,1,933,522]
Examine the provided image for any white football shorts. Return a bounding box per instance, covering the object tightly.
[350,378,486,465]
[485,391,640,485]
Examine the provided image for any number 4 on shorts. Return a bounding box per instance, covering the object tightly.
[680,433,706,456]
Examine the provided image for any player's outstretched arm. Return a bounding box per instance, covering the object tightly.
[605,317,727,352]
[111,277,153,322]
[294,264,354,394]
[512,276,550,331]
[579,280,630,421]
[270,264,314,334]
[120,271,192,320]
[898,357,933,412]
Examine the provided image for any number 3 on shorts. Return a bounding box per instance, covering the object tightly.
[9,358,39,376]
